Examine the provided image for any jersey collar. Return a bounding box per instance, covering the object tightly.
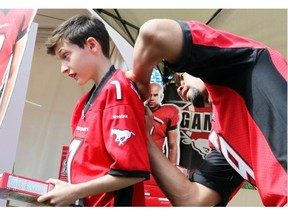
[83,65,116,115]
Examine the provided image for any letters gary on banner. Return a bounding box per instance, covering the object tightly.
[0,9,37,127]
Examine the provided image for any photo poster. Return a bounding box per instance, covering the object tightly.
[150,69,212,172]
[0,9,37,128]
[0,23,38,207]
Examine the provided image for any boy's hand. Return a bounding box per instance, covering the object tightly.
[37,178,78,206]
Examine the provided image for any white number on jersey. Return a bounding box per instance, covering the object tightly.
[209,130,255,181]
[0,34,5,50]
[67,138,83,183]
[110,80,122,100]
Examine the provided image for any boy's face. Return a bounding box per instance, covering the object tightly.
[54,40,96,86]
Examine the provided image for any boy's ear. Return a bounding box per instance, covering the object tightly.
[86,37,97,50]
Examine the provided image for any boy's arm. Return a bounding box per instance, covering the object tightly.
[37,175,144,206]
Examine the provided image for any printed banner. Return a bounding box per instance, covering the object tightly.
[163,82,212,171]
[0,9,37,127]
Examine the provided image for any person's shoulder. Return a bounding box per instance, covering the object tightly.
[111,69,131,86]
[162,103,179,108]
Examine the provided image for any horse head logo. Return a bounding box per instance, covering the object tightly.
[111,129,135,146]
[181,130,211,159]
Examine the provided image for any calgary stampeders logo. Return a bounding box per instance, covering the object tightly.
[111,128,135,146]
[179,103,212,159]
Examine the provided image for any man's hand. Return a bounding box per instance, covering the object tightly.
[125,70,150,101]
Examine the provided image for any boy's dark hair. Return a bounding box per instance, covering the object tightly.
[45,14,110,58]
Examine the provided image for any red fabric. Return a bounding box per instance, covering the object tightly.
[68,69,150,206]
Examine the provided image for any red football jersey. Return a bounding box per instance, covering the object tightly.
[150,104,181,151]
[0,9,35,91]
[67,67,150,206]
[167,20,287,206]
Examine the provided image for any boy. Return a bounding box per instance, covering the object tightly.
[37,14,150,206]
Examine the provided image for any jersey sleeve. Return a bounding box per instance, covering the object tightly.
[102,77,150,179]
[165,104,181,130]
[16,9,36,41]
[167,20,268,78]
[169,105,181,129]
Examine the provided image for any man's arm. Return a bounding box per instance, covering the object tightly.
[145,106,221,206]
[126,19,183,100]
[147,132,222,206]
